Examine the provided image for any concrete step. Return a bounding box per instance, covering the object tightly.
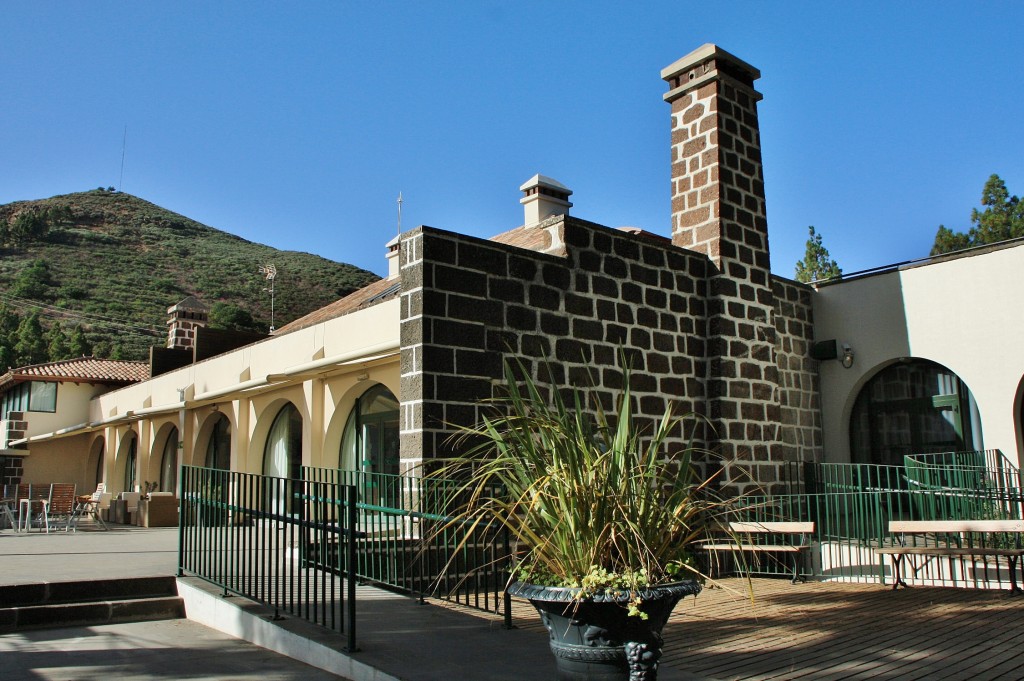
[0,576,184,632]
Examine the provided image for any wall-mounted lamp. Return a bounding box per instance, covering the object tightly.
[841,344,855,369]
[356,371,369,382]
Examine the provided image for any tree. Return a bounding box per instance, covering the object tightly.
[8,210,49,246]
[0,345,13,374]
[931,225,972,255]
[11,259,53,299]
[46,323,71,361]
[209,302,261,332]
[794,226,842,283]
[0,304,20,372]
[92,340,112,359]
[14,312,47,366]
[931,174,1024,255]
[69,325,92,357]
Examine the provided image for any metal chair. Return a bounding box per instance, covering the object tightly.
[69,483,107,532]
[1,484,18,531]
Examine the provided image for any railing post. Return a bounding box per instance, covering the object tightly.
[177,466,187,577]
[346,483,358,652]
[503,524,513,630]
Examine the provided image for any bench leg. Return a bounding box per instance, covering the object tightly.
[1009,555,1022,594]
[791,552,807,584]
[889,554,909,590]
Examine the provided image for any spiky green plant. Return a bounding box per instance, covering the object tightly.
[433,358,725,595]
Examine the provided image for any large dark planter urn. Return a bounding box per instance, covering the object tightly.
[507,580,701,681]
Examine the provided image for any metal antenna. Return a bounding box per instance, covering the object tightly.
[396,192,403,237]
[119,125,127,192]
[259,264,277,333]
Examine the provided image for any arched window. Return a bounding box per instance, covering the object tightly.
[850,359,983,466]
[160,427,179,493]
[204,414,231,470]
[92,440,105,488]
[340,385,399,505]
[264,403,302,514]
[124,434,138,493]
[264,404,302,479]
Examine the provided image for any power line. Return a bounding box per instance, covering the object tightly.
[0,291,163,337]
[119,125,128,192]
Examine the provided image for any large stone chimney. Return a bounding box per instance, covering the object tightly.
[663,45,783,489]
[663,44,768,269]
[166,296,209,350]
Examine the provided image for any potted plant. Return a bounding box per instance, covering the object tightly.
[433,358,727,681]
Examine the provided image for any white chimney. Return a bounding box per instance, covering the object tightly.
[520,174,572,227]
[385,234,400,279]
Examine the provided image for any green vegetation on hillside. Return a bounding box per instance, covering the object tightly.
[0,189,379,369]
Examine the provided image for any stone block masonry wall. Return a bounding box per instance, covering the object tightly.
[772,278,822,490]
[398,217,709,465]
[1,455,24,488]
[2,412,27,450]
[665,47,784,492]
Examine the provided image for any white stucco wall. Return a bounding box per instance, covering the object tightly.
[20,299,400,493]
[814,243,1024,465]
[23,382,108,438]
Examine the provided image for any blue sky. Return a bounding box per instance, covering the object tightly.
[4,2,1022,281]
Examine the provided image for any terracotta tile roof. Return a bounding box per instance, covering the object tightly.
[274,276,401,335]
[0,357,150,392]
[489,225,553,252]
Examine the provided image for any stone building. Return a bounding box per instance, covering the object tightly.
[5,43,1023,505]
[398,44,819,491]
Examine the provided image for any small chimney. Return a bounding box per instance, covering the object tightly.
[166,296,209,350]
[385,234,400,279]
[520,174,572,227]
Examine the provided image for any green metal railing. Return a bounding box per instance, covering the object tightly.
[178,466,359,650]
[904,450,1022,503]
[301,466,513,624]
[723,453,1024,587]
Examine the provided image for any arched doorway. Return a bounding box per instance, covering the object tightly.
[122,433,138,493]
[340,384,399,505]
[159,427,179,493]
[204,414,231,470]
[89,438,105,489]
[850,359,983,466]
[263,403,302,514]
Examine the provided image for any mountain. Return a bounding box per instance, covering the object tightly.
[0,189,380,363]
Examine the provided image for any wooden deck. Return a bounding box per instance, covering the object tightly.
[468,578,1024,680]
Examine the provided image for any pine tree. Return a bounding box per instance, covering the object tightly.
[0,305,21,372]
[14,312,47,366]
[931,174,1024,255]
[69,325,92,357]
[794,226,842,283]
[46,323,71,361]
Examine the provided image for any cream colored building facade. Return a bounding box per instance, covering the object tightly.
[15,295,399,497]
[813,241,1024,466]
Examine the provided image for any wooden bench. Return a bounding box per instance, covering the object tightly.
[700,521,815,584]
[875,520,1024,592]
